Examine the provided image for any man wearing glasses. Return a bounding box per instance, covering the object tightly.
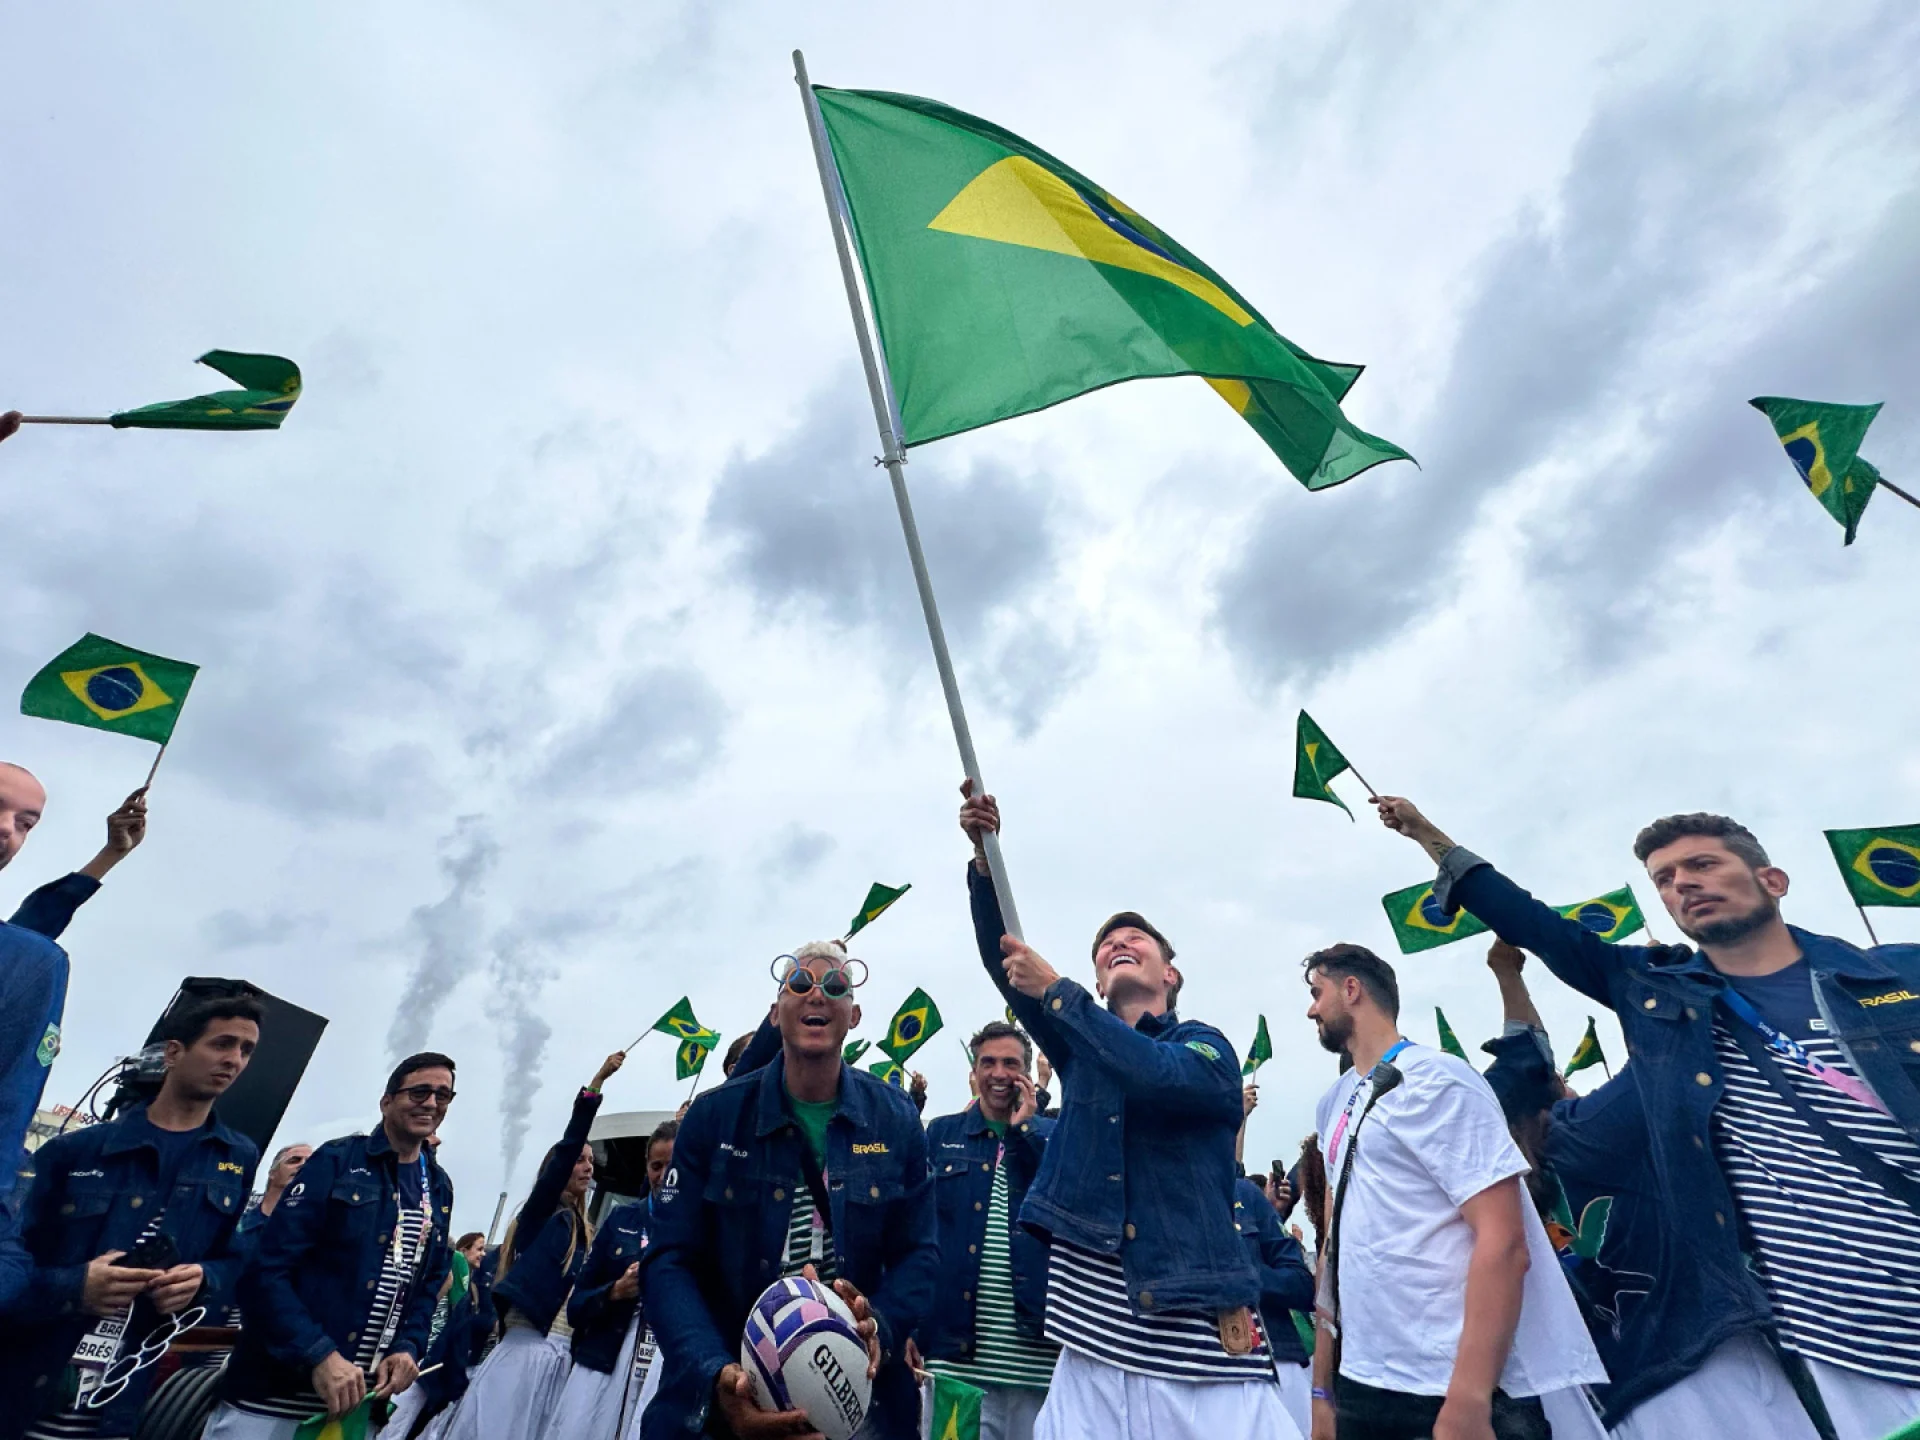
[642,942,939,1439]
[0,993,262,1440]
[204,1053,458,1439]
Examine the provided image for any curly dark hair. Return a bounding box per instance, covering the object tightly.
[1633,812,1769,869]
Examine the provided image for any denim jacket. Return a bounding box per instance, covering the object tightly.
[568,1198,650,1372]
[223,1124,454,1404]
[917,1103,1054,1362]
[493,1087,603,1334]
[1438,849,1920,1421]
[640,1052,938,1440]
[1232,1177,1314,1368]
[0,1103,258,1437]
[968,865,1259,1316]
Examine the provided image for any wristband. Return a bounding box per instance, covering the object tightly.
[1311,1387,1334,1403]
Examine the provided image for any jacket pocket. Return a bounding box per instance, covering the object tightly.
[330,1176,380,1241]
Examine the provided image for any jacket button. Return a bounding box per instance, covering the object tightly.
[724,1187,734,1201]
[379,1234,389,1246]
[346,1331,359,1344]
[1642,997,1658,1010]
[974,1202,983,1212]
[870,1186,881,1198]
[351,1192,361,1203]
[1109,1115,1118,1124]
[1695,1072,1713,1087]
[1685,1006,1698,1020]
[1125,1223,1136,1240]
[773,1189,785,1202]
[981,1163,990,1172]
[1693,1135,1705,1149]
[1139,1290,1154,1310]
[1910,1040,1920,1054]
[1108,1175,1121,1183]
[1714,1211,1725,1226]
[968,1244,978,1255]
[760,1259,769,1271]
[129,1196,143,1209]
[368,1279,377,1290]
[59,1203,74,1215]
[962,1291,971,1302]
[33,1375,47,1388]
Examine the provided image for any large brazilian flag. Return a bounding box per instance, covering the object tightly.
[1825,825,1920,908]
[814,87,1412,489]
[1382,881,1489,955]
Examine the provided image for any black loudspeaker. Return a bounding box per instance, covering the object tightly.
[109,978,329,1158]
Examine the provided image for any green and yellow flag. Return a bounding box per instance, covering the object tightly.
[880,987,942,1063]
[1242,1015,1272,1076]
[1564,1017,1608,1079]
[813,86,1411,488]
[1435,1007,1469,1062]
[1293,711,1356,819]
[847,881,911,938]
[294,1398,384,1440]
[1825,825,1920,908]
[842,1037,872,1066]
[868,1057,908,1088]
[21,634,199,745]
[111,350,302,431]
[1382,881,1489,954]
[925,1372,985,1440]
[1555,887,1647,944]
[1750,396,1882,544]
[652,997,719,1047]
[676,1036,716,1082]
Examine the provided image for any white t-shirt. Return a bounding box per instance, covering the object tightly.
[1315,1044,1605,1398]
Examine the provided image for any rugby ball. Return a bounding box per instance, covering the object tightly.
[740,1275,873,1440]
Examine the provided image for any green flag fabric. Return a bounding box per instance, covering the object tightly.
[842,1038,872,1066]
[1435,1007,1469,1062]
[1749,395,1883,544]
[1241,1015,1272,1076]
[676,1037,716,1082]
[1382,881,1489,954]
[1825,825,1920,908]
[814,86,1412,488]
[868,1057,908,1088]
[847,881,912,938]
[880,987,943,1063]
[20,633,199,745]
[1564,1017,1607,1078]
[111,350,302,431]
[926,1372,985,1440]
[652,997,719,1047]
[293,1399,383,1440]
[1555,887,1647,944]
[1292,711,1355,818]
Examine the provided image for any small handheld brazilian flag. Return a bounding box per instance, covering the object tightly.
[21,634,199,746]
[1242,1015,1272,1076]
[868,1057,908,1088]
[925,1372,985,1440]
[846,881,911,939]
[880,987,942,1063]
[842,1037,872,1066]
[110,350,302,431]
[1564,1017,1608,1079]
[1749,396,1883,544]
[1293,711,1356,819]
[293,1397,385,1440]
[1382,881,1489,954]
[676,1036,716,1082]
[1555,887,1646,944]
[652,997,719,1047]
[1824,825,1920,908]
[1435,1007,1469,1062]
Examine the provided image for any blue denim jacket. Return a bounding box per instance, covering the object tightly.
[1231,1177,1314,1368]
[1439,850,1920,1420]
[222,1124,454,1404]
[640,1052,938,1440]
[493,1087,603,1333]
[0,1103,258,1438]
[918,1103,1054,1362]
[968,865,1259,1316]
[568,1198,650,1372]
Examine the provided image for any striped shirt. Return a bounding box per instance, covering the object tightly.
[783,1175,837,1282]
[927,1155,1059,1392]
[1045,1241,1275,1384]
[1712,1016,1920,1382]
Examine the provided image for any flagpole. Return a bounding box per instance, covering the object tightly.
[17,416,113,425]
[793,49,1024,943]
[1875,475,1920,511]
[1345,762,1381,801]
[1857,903,1882,947]
[142,742,168,790]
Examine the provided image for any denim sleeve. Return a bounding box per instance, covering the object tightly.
[1254,1206,1316,1314]
[867,1111,939,1359]
[7,874,99,942]
[1039,981,1242,1123]
[1436,849,1631,1011]
[966,864,1073,1066]
[640,1105,733,1421]
[0,931,61,1175]
[512,1088,605,1246]
[733,1016,781,1079]
[241,1142,344,1368]
[567,1215,631,1331]
[9,1138,89,1321]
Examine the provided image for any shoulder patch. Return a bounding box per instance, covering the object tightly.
[851,1142,889,1155]
[1184,1040,1221,1061]
[36,1022,60,1068]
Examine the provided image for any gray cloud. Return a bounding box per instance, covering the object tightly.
[200,907,328,952]
[486,925,555,1179]
[387,815,498,1061]
[764,824,836,884]
[538,665,728,796]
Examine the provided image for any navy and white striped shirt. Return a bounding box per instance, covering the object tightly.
[1045,1241,1274,1384]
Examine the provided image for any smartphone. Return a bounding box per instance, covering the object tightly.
[117,1230,179,1271]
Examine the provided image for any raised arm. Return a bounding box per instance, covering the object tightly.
[513,1062,615,1240]
[8,791,147,941]
[960,783,1073,1063]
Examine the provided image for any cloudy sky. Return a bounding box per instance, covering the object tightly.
[4,2,1917,1234]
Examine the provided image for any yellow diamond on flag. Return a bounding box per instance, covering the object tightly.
[60,662,173,721]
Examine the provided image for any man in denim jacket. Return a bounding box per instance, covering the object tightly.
[1,994,261,1440]
[1377,797,1920,1440]
[959,784,1293,1440]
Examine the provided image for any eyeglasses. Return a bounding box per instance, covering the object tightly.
[394,1085,457,1106]
[83,1305,207,1409]
[771,953,868,996]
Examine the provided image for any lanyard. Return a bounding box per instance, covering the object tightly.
[1327,1039,1410,1170]
[1718,987,1890,1116]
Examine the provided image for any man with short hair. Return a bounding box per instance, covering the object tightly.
[920,1021,1057,1440]
[204,1053,458,1439]
[236,1145,314,1240]
[959,784,1294,1440]
[1303,944,1602,1440]
[0,995,264,1440]
[642,943,938,1439]
[1377,797,1920,1440]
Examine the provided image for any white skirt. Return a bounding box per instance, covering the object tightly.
[1033,1347,1301,1440]
[543,1317,645,1440]
[620,1339,666,1440]
[1610,1333,1823,1440]
[442,1326,572,1440]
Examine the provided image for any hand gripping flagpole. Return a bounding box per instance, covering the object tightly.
[793,50,1024,942]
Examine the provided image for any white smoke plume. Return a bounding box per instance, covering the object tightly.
[387,815,499,1062]
[486,925,554,1179]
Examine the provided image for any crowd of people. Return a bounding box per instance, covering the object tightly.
[3,754,1920,1440]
